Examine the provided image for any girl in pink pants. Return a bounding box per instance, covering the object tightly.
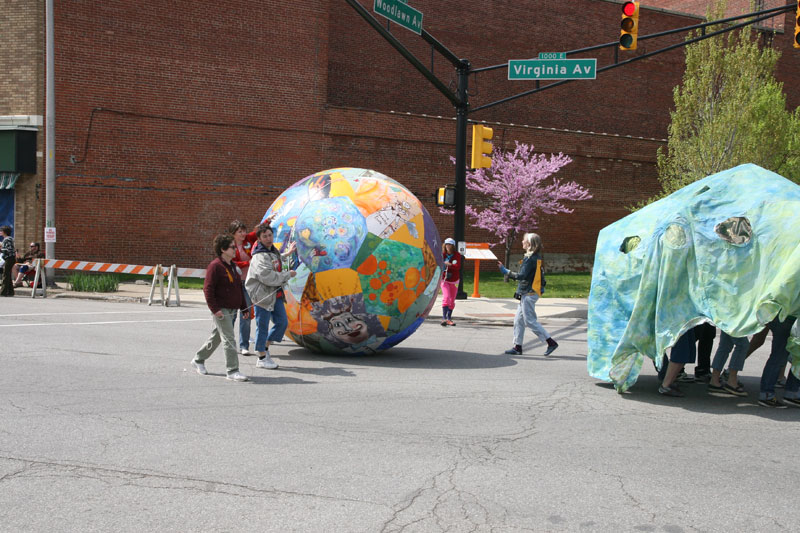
[441,238,462,326]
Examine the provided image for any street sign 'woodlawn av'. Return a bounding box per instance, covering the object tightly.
[374,0,423,34]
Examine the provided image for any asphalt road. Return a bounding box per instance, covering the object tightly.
[1,297,798,532]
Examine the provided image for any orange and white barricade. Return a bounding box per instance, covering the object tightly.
[32,259,206,307]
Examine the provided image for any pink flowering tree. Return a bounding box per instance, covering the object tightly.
[447,142,591,266]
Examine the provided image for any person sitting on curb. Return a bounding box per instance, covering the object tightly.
[191,234,251,382]
[497,232,558,356]
[707,331,749,397]
[12,241,45,287]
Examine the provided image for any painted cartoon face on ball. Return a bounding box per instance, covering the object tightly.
[327,311,370,344]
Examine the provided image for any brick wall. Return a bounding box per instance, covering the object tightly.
[329,1,799,135]
[0,0,45,248]
[52,0,330,266]
[5,0,798,270]
[653,0,786,31]
[322,106,663,271]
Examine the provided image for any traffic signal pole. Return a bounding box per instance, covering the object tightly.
[454,63,470,299]
[344,0,472,297]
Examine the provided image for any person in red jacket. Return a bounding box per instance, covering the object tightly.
[192,234,251,382]
[441,237,462,326]
[229,220,258,355]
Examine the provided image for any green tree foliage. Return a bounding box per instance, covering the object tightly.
[656,0,800,197]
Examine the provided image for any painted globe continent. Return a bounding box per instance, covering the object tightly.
[261,168,444,355]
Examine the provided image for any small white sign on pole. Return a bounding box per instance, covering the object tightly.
[44,227,56,243]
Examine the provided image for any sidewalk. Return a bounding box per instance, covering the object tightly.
[16,282,588,323]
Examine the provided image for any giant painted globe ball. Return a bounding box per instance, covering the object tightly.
[261,168,444,355]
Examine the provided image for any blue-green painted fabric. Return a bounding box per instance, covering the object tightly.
[588,164,800,391]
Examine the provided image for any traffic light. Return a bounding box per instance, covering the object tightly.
[436,185,455,207]
[471,124,493,169]
[619,1,639,51]
[794,0,799,49]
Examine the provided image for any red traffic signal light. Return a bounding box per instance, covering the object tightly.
[622,2,637,16]
[620,1,640,51]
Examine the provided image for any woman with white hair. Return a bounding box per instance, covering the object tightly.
[497,232,558,356]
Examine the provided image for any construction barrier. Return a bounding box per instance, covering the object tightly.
[31,259,208,307]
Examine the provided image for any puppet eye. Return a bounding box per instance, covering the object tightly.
[619,236,641,254]
[664,224,688,248]
[714,216,752,245]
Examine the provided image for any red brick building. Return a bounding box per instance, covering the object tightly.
[1,0,798,270]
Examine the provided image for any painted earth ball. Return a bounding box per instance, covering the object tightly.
[262,168,444,355]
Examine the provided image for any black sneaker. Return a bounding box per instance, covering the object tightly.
[543,343,558,356]
[659,384,684,397]
[441,320,448,327]
[676,370,696,383]
[758,397,788,408]
[782,396,800,407]
[504,347,522,355]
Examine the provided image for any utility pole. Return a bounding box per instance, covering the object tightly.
[45,0,56,282]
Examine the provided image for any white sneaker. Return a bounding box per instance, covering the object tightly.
[192,360,208,375]
[226,371,250,382]
[256,354,279,369]
[240,348,252,356]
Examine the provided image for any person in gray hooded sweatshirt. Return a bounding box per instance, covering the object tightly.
[245,223,296,370]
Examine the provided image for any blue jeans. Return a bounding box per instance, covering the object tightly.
[512,293,550,345]
[658,329,696,381]
[784,372,800,400]
[254,298,288,353]
[711,332,749,372]
[759,316,796,399]
[231,309,252,351]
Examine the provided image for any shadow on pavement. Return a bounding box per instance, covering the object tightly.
[268,365,356,377]
[600,375,800,420]
[284,346,518,370]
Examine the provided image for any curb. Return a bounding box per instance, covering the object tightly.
[51,292,148,304]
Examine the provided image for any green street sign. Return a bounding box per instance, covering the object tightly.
[374,0,423,35]
[508,59,597,80]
